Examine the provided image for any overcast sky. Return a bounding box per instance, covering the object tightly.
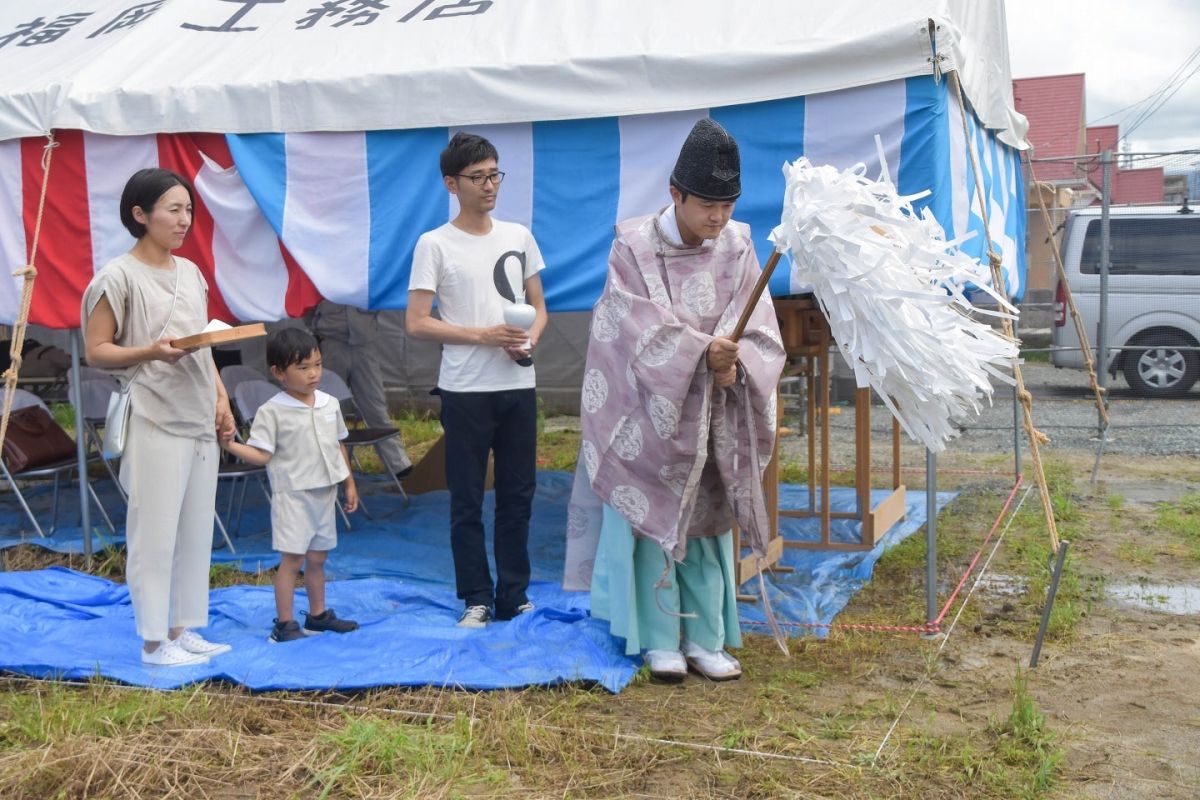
[1005,0,1199,155]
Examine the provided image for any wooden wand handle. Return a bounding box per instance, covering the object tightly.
[729,249,783,342]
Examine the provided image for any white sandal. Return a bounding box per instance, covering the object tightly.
[644,649,687,683]
[682,640,742,681]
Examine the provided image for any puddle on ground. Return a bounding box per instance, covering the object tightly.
[1106,582,1200,615]
[975,574,1028,597]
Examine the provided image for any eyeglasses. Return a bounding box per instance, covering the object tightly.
[455,171,505,186]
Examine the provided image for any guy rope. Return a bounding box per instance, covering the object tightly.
[0,133,56,457]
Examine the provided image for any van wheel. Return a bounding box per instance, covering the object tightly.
[1122,332,1199,397]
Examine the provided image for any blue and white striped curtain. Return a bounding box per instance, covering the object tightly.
[229,74,1026,312]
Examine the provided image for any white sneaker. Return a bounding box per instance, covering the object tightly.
[141,639,210,667]
[172,630,232,657]
[457,605,492,628]
[644,649,687,683]
[682,640,742,681]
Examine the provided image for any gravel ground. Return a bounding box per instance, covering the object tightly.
[803,361,1200,459]
[546,362,1198,463]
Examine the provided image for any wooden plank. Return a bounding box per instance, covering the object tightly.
[806,367,816,514]
[172,323,267,350]
[869,485,908,540]
[855,387,871,520]
[781,510,866,520]
[737,533,785,587]
[819,333,831,547]
[785,539,876,552]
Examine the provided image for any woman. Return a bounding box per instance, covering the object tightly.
[82,168,236,667]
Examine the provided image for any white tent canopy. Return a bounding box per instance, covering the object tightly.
[0,0,1028,148]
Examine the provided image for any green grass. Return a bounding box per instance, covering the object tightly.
[309,714,497,799]
[1115,540,1156,566]
[0,680,204,748]
[989,671,1063,798]
[1019,349,1052,364]
[394,410,443,446]
[49,402,75,432]
[1155,493,1200,560]
[901,670,1062,799]
[536,429,580,471]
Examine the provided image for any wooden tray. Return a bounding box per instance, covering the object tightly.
[172,323,267,350]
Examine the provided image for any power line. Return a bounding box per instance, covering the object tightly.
[1120,55,1200,142]
[1086,47,1200,127]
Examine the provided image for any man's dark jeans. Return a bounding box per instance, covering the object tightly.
[439,388,536,619]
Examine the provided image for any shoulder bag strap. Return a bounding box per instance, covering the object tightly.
[123,259,182,388]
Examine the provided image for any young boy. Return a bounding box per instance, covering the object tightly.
[406,132,548,628]
[220,328,361,642]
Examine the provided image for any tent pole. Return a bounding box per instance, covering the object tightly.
[925,448,937,628]
[70,330,93,568]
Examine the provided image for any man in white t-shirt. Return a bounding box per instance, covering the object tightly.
[407,132,548,628]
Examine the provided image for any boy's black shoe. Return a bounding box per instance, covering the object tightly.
[304,608,359,634]
[269,618,306,643]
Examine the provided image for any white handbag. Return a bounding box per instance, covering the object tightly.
[101,387,133,459]
[101,267,180,459]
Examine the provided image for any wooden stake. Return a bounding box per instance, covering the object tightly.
[730,250,783,342]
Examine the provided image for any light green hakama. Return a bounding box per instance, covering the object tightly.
[590,504,741,656]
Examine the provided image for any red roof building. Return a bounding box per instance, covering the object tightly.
[1013,75,1164,204]
[1085,124,1164,204]
[1011,73,1165,307]
[1013,73,1087,184]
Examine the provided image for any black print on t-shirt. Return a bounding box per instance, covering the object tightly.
[492,250,526,302]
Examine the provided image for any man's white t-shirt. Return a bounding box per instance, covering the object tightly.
[409,219,545,392]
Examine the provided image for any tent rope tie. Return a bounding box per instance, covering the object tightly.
[0,133,56,460]
[950,74,1061,554]
[1025,157,1110,428]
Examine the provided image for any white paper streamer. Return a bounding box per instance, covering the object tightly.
[770,154,1019,452]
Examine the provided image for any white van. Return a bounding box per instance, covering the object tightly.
[1052,204,1200,397]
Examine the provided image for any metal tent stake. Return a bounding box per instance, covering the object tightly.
[1029,540,1070,668]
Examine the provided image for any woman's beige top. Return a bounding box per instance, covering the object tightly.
[81,253,217,441]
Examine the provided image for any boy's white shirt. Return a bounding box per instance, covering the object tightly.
[246,390,339,451]
[246,390,350,492]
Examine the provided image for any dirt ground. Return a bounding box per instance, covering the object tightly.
[1021,461,1200,799]
[633,448,1200,799]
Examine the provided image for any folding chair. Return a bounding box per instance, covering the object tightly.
[318,369,409,509]
[0,389,116,538]
[233,380,353,529]
[67,371,126,497]
[220,364,272,429]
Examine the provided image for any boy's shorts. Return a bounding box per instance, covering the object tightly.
[272,485,338,555]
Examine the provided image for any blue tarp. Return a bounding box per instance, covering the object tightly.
[0,472,954,692]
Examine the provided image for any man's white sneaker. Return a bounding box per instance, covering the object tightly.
[682,640,742,681]
[141,639,210,667]
[644,649,687,683]
[172,630,232,657]
[457,605,492,628]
